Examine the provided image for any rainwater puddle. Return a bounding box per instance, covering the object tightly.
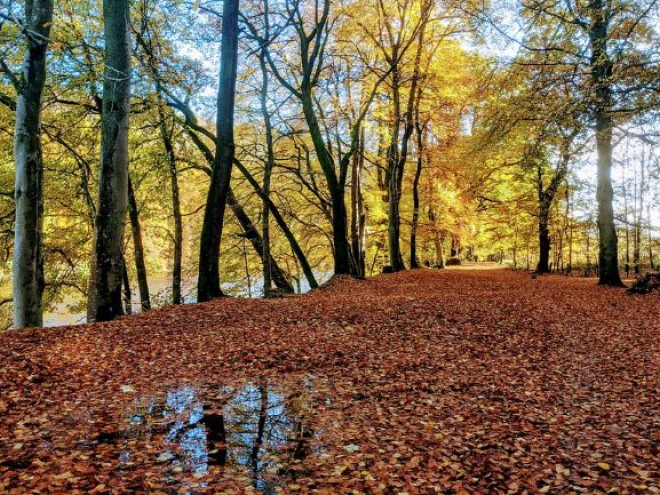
[96,378,329,494]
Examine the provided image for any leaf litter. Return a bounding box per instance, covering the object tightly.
[1,269,660,494]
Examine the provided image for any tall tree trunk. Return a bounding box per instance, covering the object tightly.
[357,131,367,278]
[156,103,183,304]
[622,163,630,275]
[385,4,429,273]
[634,160,644,274]
[127,177,151,311]
[197,0,240,302]
[13,0,53,328]
[386,67,405,272]
[259,53,274,297]
[410,119,426,269]
[350,128,366,277]
[299,91,351,275]
[88,0,131,322]
[567,184,573,273]
[648,204,654,270]
[590,1,624,287]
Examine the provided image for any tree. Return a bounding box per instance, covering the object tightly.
[252,0,388,276]
[10,0,53,328]
[378,0,431,272]
[197,0,240,302]
[484,0,660,285]
[88,0,131,321]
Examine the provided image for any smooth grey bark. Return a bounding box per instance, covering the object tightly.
[13,0,53,328]
[198,0,240,302]
[88,0,132,321]
[127,177,151,311]
[589,1,624,287]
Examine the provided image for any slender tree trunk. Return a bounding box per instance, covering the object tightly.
[386,6,429,273]
[410,119,426,269]
[13,0,53,328]
[156,103,183,304]
[227,189,294,294]
[590,1,624,287]
[350,129,366,277]
[648,204,654,269]
[127,177,151,311]
[121,254,132,315]
[233,159,318,289]
[357,128,367,277]
[634,161,644,274]
[386,68,405,272]
[567,185,573,273]
[357,134,367,277]
[259,54,274,297]
[300,90,351,275]
[621,161,630,276]
[197,0,240,302]
[88,0,131,321]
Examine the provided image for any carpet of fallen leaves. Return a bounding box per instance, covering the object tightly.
[2,269,660,495]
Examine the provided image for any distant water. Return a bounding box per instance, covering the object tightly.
[43,273,331,328]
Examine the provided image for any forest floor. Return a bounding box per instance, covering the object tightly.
[1,269,660,495]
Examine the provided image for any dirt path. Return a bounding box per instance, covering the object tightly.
[1,270,659,494]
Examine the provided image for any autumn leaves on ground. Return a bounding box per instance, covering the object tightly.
[1,269,659,495]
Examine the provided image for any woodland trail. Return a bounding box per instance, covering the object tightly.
[1,269,660,494]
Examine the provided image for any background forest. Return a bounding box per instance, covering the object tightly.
[1,0,660,328]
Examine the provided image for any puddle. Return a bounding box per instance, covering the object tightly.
[96,379,326,494]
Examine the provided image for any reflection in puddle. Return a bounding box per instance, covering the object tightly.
[105,380,322,494]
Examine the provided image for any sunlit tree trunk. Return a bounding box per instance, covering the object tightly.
[13,0,53,328]
[589,1,624,287]
[88,0,131,322]
[634,161,644,274]
[198,0,240,302]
